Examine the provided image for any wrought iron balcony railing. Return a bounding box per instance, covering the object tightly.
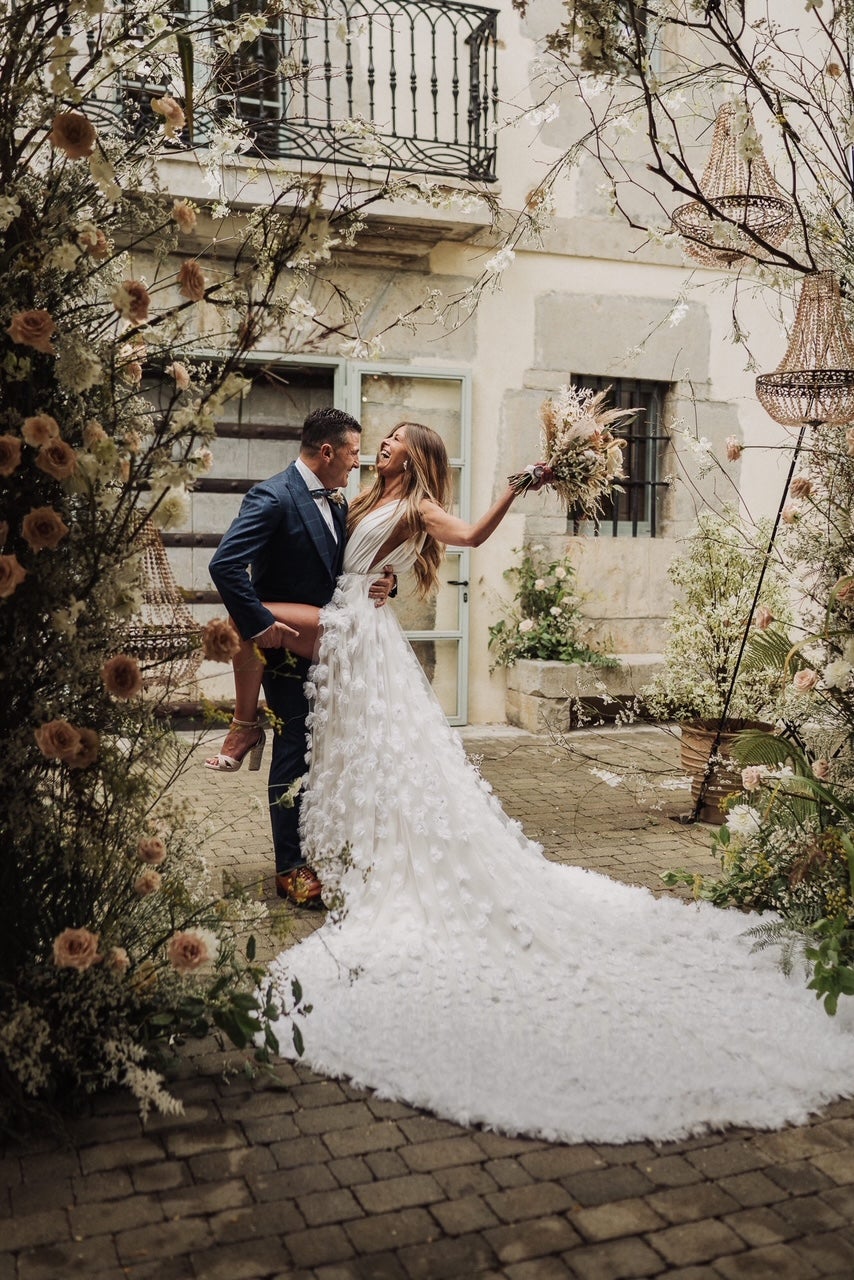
[217,0,499,182]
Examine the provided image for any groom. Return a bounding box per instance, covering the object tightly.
[209,406,393,907]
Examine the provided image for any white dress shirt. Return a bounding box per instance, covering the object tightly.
[295,456,339,542]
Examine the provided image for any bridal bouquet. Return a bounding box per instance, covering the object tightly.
[509,384,637,516]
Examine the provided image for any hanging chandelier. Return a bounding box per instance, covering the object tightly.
[755,272,854,426]
[671,101,794,268]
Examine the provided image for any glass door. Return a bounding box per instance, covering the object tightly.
[346,366,471,724]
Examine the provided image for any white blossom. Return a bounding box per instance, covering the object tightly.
[726,804,763,838]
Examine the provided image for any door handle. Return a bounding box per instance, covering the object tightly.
[447,580,469,586]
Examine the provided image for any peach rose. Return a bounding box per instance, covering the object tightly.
[78,222,110,260]
[753,606,774,630]
[178,260,205,302]
[0,434,22,477]
[202,617,241,663]
[112,279,151,324]
[66,727,99,770]
[53,926,101,970]
[792,668,819,692]
[137,836,166,865]
[35,717,81,761]
[134,869,162,896]
[171,199,197,233]
[35,438,77,480]
[22,414,60,447]
[166,361,190,390]
[108,947,130,973]
[22,505,69,551]
[0,553,27,598]
[740,765,766,791]
[151,95,185,138]
[167,928,219,974]
[725,436,742,462]
[102,653,143,699]
[83,420,107,447]
[48,110,96,159]
[813,758,831,780]
[781,503,798,525]
[790,475,813,500]
[122,360,143,385]
[7,309,56,353]
[834,577,854,605]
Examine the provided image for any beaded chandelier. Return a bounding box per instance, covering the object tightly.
[755,272,854,427]
[671,101,793,268]
[124,521,203,688]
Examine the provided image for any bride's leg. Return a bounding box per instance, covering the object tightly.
[263,602,322,662]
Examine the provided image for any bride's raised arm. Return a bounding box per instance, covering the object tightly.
[419,479,534,548]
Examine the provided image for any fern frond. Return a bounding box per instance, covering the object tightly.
[740,627,803,676]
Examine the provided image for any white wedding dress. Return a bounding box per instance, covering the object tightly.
[266,501,854,1144]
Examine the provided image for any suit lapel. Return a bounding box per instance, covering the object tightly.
[287,464,338,577]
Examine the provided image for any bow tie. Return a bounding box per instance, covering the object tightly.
[310,487,345,506]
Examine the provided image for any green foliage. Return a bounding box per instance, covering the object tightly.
[488,546,617,670]
[642,509,790,723]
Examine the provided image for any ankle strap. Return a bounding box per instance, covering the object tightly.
[229,718,260,729]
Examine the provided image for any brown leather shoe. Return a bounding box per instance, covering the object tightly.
[275,866,324,908]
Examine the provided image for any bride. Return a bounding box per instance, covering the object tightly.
[239,420,854,1145]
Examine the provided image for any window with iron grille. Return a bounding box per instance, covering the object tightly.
[570,375,669,538]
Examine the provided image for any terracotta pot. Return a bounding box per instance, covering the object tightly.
[679,719,769,825]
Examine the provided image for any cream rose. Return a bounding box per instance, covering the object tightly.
[151,95,186,138]
[22,414,60,447]
[102,653,143,699]
[0,434,22,477]
[813,759,831,780]
[0,554,27,598]
[137,836,167,865]
[53,926,101,970]
[202,617,241,663]
[21,505,70,551]
[66,727,99,770]
[108,947,130,973]
[792,668,819,692]
[35,718,81,761]
[77,221,110,260]
[753,606,774,630]
[134,869,162,896]
[112,280,151,325]
[178,260,206,302]
[36,438,77,480]
[7,309,56,354]
[48,110,96,158]
[83,420,108,448]
[166,361,190,390]
[167,928,219,975]
[171,199,197,233]
[740,765,766,791]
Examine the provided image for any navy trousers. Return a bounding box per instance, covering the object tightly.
[262,649,312,875]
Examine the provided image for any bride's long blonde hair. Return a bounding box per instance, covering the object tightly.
[347,421,451,597]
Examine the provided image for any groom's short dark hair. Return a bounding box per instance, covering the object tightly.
[301,407,362,454]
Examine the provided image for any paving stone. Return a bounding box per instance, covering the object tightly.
[685,1142,770,1180]
[591,1143,656,1167]
[560,1236,665,1279]
[472,1132,543,1159]
[570,1196,665,1242]
[764,1160,834,1196]
[716,1171,787,1209]
[756,1129,846,1163]
[71,1169,135,1202]
[291,1081,349,1109]
[164,1125,246,1159]
[208,1198,306,1241]
[69,1192,164,1237]
[485,1215,581,1262]
[268,1135,332,1169]
[429,1194,501,1236]
[401,1137,485,1173]
[16,1236,120,1280]
[329,1157,373,1187]
[819,1183,854,1217]
[79,1139,165,1174]
[484,1158,535,1189]
[562,1166,655,1208]
[219,1088,299,1121]
[115,1215,214,1265]
[297,1187,365,1226]
[284,1224,356,1268]
[159,1178,251,1218]
[432,1164,500,1198]
[398,1118,468,1145]
[485,1181,574,1223]
[518,1147,604,1180]
[18,1152,81,1182]
[296,1104,385,1136]
[364,1151,409,1180]
[646,1182,741,1225]
[189,1237,293,1279]
[714,1243,821,1278]
[504,1257,573,1280]
[810,1150,854,1185]
[367,1099,419,1120]
[345,1208,439,1253]
[9,1178,73,1214]
[636,1155,704,1188]
[189,1147,277,1182]
[241,1114,301,1145]
[1,1210,71,1251]
[723,1206,799,1247]
[353,1173,444,1214]
[774,1193,846,1232]
[790,1230,854,1273]
[249,1163,338,1201]
[647,1220,745,1267]
[398,1232,497,1279]
[324,1123,407,1159]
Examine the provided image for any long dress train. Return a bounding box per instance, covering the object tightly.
[265,501,854,1144]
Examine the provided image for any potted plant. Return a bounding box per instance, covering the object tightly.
[641,508,790,821]
[489,545,619,729]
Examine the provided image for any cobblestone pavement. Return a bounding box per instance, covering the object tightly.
[5,726,854,1280]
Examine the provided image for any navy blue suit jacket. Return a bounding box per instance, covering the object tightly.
[209,462,347,641]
